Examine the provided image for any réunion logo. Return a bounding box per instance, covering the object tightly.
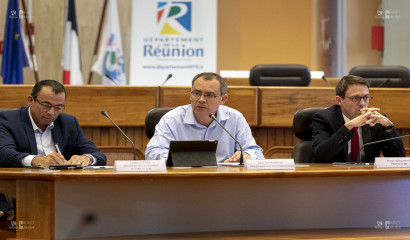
[157,1,192,35]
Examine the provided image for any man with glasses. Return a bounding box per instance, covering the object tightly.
[145,72,264,162]
[312,75,405,163]
[0,80,107,168]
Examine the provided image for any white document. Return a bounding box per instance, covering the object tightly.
[374,157,410,168]
[114,160,167,172]
[246,159,295,170]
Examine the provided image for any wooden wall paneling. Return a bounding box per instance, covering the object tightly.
[99,127,110,146]
[64,86,158,127]
[258,87,336,127]
[370,88,410,129]
[226,87,258,126]
[109,127,119,146]
[0,86,32,108]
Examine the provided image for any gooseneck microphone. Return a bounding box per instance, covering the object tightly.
[161,74,173,86]
[209,113,244,166]
[322,75,331,87]
[105,74,118,85]
[357,134,410,164]
[101,110,136,160]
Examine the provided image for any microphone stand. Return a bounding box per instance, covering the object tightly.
[334,134,410,166]
[357,134,410,164]
[209,113,244,166]
[101,110,136,160]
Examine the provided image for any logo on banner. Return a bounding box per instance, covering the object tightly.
[103,33,126,84]
[157,1,192,35]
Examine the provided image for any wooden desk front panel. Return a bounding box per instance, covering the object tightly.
[159,86,258,126]
[0,85,159,127]
[64,86,158,127]
[258,87,335,127]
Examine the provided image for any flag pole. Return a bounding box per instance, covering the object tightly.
[20,0,39,83]
[87,0,108,85]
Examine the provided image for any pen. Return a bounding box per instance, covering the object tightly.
[55,143,62,155]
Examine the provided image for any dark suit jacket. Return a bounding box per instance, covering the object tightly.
[0,107,106,167]
[312,105,405,163]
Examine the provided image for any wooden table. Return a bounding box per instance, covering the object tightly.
[76,228,410,240]
[1,164,410,239]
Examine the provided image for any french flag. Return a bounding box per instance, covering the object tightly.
[62,0,83,85]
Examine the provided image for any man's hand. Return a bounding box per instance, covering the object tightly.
[360,108,393,127]
[67,155,92,166]
[224,151,250,163]
[32,152,67,167]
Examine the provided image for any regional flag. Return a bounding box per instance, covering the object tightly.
[62,0,83,85]
[91,0,126,85]
[1,0,30,84]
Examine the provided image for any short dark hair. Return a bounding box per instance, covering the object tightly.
[31,80,67,99]
[192,72,228,95]
[336,75,370,98]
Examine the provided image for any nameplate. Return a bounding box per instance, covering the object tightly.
[374,157,410,169]
[245,159,295,170]
[114,160,167,172]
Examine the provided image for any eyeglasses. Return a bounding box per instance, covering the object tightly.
[190,90,222,100]
[33,97,65,112]
[345,95,373,103]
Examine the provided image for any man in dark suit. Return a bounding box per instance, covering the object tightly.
[0,80,106,167]
[0,80,107,217]
[312,75,405,163]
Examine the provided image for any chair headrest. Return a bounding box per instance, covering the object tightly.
[249,64,311,86]
[349,65,410,88]
[293,107,326,141]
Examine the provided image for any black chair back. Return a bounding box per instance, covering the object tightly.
[145,107,174,139]
[292,107,326,163]
[349,65,410,88]
[249,64,311,86]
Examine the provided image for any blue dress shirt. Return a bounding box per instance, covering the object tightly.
[145,105,264,162]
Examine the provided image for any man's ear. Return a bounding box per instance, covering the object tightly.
[220,94,228,105]
[27,95,34,106]
[335,96,342,105]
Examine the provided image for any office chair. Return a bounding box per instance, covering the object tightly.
[145,107,175,139]
[249,64,311,86]
[292,107,326,163]
[349,65,410,88]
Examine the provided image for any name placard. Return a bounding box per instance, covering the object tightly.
[114,160,167,172]
[246,159,295,170]
[374,157,410,169]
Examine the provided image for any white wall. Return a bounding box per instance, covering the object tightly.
[383,0,410,68]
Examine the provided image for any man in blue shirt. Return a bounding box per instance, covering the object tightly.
[145,72,264,162]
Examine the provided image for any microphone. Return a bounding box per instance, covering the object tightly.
[375,78,390,88]
[209,113,244,166]
[104,74,118,85]
[161,74,173,86]
[357,134,410,164]
[101,110,136,160]
[322,75,331,87]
